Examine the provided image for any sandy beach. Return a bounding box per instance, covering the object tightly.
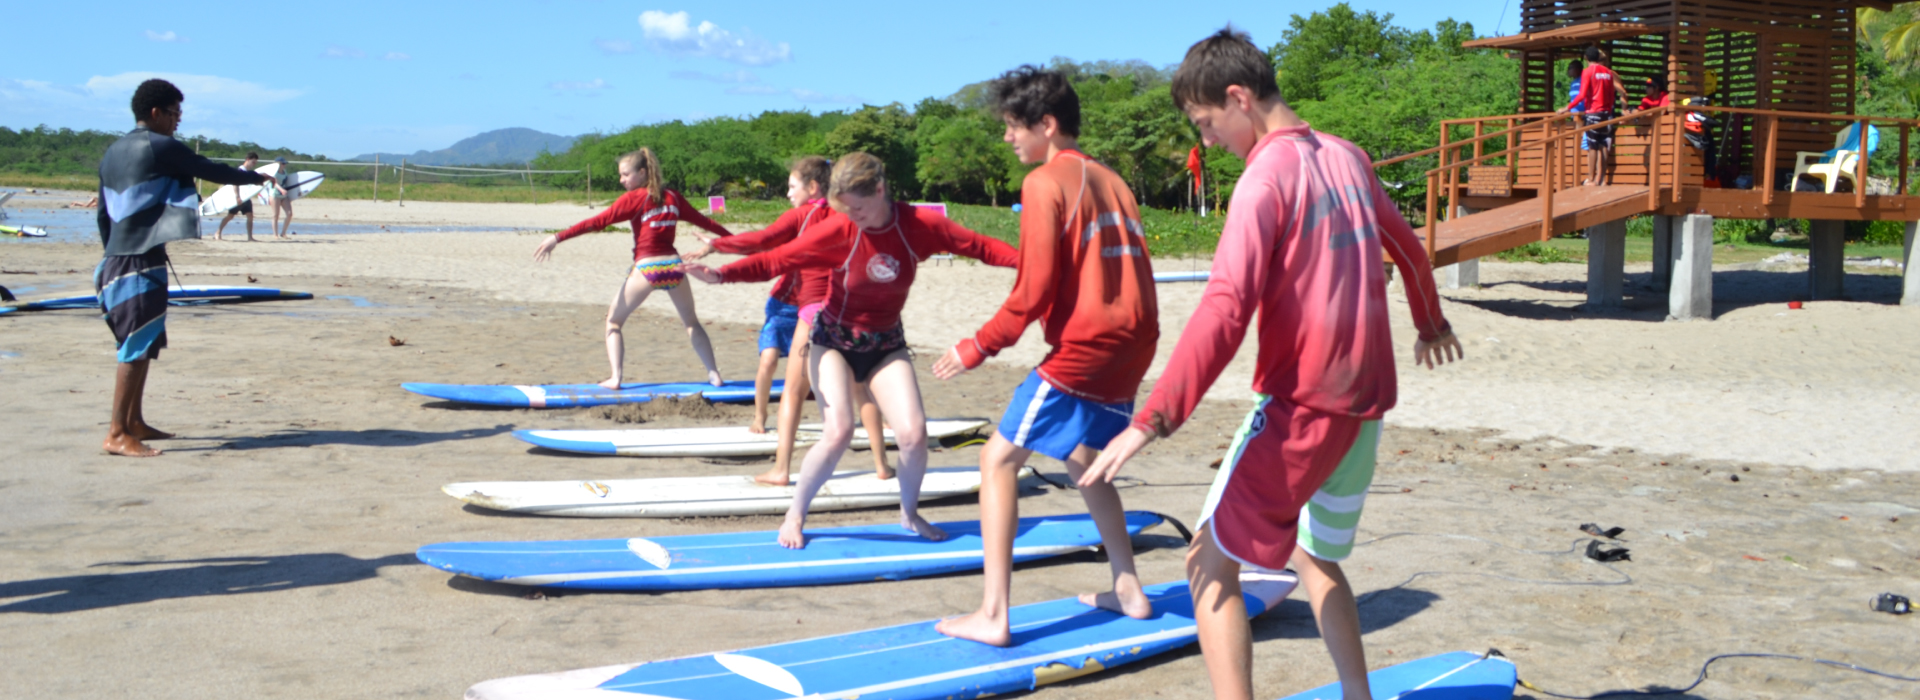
[2,191,1916,698]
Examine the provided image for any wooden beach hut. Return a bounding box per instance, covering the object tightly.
[1380,0,1920,315]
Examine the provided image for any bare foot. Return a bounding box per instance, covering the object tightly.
[875,464,895,480]
[752,464,791,487]
[936,609,1012,647]
[748,415,768,434]
[213,234,223,241]
[777,514,808,549]
[1078,588,1154,620]
[708,370,725,387]
[902,512,947,541]
[130,424,174,441]
[247,236,256,242]
[103,434,163,457]
[598,377,623,390]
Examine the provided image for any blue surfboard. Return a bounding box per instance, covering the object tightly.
[401,379,779,408]
[1276,650,1517,700]
[417,511,1164,591]
[1154,270,1210,283]
[0,285,313,313]
[466,572,1298,700]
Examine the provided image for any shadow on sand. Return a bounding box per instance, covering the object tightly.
[0,553,418,614]
[213,424,516,450]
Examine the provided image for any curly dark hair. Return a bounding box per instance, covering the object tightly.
[130,78,184,121]
[1171,27,1280,110]
[989,65,1080,137]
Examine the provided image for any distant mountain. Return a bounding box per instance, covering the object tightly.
[350,128,576,166]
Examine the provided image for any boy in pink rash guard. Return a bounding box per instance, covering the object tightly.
[1081,28,1463,700]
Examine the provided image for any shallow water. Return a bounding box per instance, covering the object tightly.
[0,207,517,245]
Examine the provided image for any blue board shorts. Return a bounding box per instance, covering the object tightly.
[996,370,1133,461]
[759,297,800,356]
[95,248,170,363]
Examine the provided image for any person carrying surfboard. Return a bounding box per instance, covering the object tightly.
[213,152,260,241]
[1080,29,1463,700]
[683,156,894,485]
[94,78,279,457]
[929,65,1160,646]
[534,147,735,390]
[685,152,1019,548]
[263,156,303,240]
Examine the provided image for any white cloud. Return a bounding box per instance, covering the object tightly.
[322,46,365,59]
[790,89,863,104]
[1,72,304,135]
[383,52,411,61]
[673,69,758,84]
[145,30,188,43]
[84,72,304,105]
[550,79,610,92]
[595,39,634,55]
[724,84,782,95]
[638,10,791,66]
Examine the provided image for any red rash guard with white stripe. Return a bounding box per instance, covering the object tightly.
[1135,125,1452,438]
[718,202,1019,332]
[709,199,834,306]
[954,150,1160,404]
[554,187,732,260]
[1569,63,1619,113]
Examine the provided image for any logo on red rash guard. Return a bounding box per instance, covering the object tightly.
[867,253,900,282]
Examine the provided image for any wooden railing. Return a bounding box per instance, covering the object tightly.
[1374,106,1920,261]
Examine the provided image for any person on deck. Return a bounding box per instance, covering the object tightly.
[533,147,735,389]
[1080,29,1464,700]
[684,152,1019,549]
[94,78,278,457]
[683,156,894,485]
[1556,45,1624,186]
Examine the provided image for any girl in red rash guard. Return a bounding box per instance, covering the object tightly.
[684,156,894,487]
[686,152,1019,549]
[532,147,734,390]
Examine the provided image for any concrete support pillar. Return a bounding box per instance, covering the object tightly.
[1904,221,1920,306]
[1651,215,1676,292]
[1669,214,1715,321]
[1586,219,1627,310]
[1808,220,1846,301]
[1443,258,1480,289]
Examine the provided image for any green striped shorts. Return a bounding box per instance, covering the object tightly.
[1296,420,1381,562]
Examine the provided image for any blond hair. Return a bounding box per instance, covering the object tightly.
[618,147,663,195]
[828,152,887,200]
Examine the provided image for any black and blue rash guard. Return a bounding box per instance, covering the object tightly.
[96,127,266,256]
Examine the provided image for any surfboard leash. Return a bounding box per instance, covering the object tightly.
[1505,651,1918,698]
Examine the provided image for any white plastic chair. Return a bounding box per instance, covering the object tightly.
[1792,123,1879,193]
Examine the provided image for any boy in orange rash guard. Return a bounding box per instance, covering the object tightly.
[684,157,893,486]
[1081,29,1463,700]
[932,65,1159,646]
[685,152,1018,549]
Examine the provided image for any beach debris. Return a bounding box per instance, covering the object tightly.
[1788,301,1803,310]
[1871,593,1910,615]
[246,275,258,283]
[1585,541,1630,562]
[1579,523,1625,539]
[1743,555,1766,562]
[387,335,406,347]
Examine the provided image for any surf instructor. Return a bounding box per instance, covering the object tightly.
[95,78,276,457]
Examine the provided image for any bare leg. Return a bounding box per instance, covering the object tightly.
[750,347,780,433]
[863,352,944,542]
[601,270,657,390]
[244,213,255,242]
[104,360,162,457]
[279,202,294,238]
[857,385,893,479]
[777,344,857,548]
[663,282,723,386]
[758,321,812,486]
[1290,549,1372,700]
[1066,443,1151,619]
[1188,527,1254,700]
[215,213,234,240]
[936,433,1028,646]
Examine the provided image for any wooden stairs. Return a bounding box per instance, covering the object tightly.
[1419,185,1657,266]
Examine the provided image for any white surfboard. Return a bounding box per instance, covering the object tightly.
[444,466,1027,518]
[199,180,265,217]
[280,171,325,201]
[513,418,990,457]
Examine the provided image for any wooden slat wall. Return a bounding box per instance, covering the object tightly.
[1512,116,1702,189]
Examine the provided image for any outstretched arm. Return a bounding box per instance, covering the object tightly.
[674,191,734,240]
[1370,174,1461,369]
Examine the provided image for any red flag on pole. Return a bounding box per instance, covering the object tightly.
[1186,146,1204,193]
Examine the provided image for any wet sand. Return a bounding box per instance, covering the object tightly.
[1,198,1916,698]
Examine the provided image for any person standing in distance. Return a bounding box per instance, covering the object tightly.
[213,151,261,241]
[95,78,277,456]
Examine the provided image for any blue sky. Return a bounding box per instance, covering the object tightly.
[4,1,1513,158]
